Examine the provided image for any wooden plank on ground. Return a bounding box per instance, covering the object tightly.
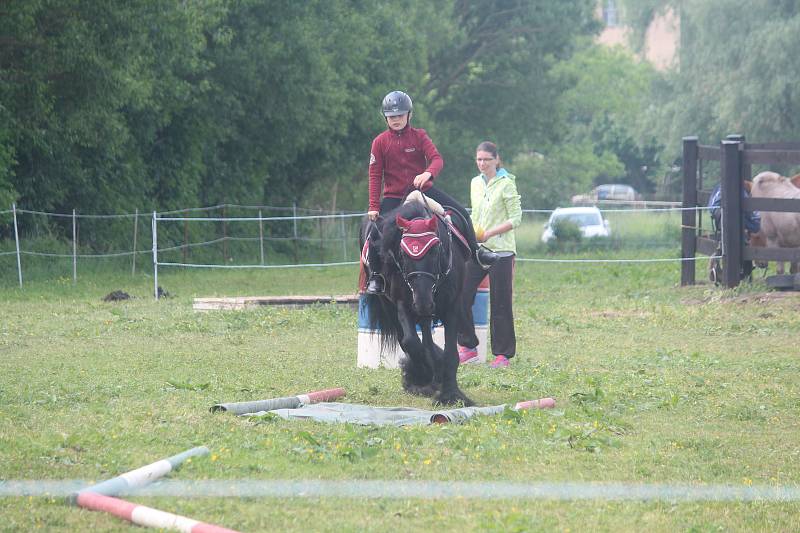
[193,295,360,311]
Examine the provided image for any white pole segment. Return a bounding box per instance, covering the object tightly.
[152,211,158,300]
[258,209,264,265]
[12,203,22,287]
[132,208,139,275]
[72,209,77,284]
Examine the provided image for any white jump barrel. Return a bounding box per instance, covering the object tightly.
[357,277,489,368]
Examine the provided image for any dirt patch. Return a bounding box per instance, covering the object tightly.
[682,289,800,307]
[588,310,652,319]
[728,291,800,305]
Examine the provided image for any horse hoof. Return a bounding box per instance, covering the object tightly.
[405,384,438,398]
[435,390,474,407]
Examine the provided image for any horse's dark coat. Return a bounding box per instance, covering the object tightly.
[361,200,475,406]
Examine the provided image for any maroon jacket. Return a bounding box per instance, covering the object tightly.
[368,126,444,212]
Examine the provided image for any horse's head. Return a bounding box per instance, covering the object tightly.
[394,213,449,317]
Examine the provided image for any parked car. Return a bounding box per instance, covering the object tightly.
[571,184,639,204]
[541,206,610,243]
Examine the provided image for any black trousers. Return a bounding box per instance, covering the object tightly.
[459,254,516,358]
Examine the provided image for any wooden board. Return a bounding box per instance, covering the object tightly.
[194,294,360,311]
[765,274,800,291]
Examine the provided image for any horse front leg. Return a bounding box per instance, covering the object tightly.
[436,307,474,407]
[396,302,436,398]
[419,319,442,394]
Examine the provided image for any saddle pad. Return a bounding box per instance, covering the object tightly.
[400,230,439,258]
[399,218,440,258]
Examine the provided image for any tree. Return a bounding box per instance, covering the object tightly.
[622,0,800,157]
[0,0,224,215]
[513,142,623,209]
[420,0,601,200]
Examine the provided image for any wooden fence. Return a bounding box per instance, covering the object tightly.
[681,135,800,288]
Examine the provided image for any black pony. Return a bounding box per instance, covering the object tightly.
[361,200,476,406]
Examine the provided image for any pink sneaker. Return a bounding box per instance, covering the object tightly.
[490,355,510,368]
[458,345,479,364]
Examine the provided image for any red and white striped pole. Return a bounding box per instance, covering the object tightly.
[430,397,556,424]
[76,492,240,533]
[514,397,556,410]
[211,387,346,415]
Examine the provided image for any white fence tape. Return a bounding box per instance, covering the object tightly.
[3,479,799,502]
[1,203,715,290]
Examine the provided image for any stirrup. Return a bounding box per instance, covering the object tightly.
[366,273,386,294]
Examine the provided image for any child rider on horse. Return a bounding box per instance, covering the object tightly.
[365,90,499,294]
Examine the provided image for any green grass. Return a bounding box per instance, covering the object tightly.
[1,258,800,532]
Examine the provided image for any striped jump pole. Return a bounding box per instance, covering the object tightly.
[430,397,556,424]
[75,492,240,533]
[210,387,346,415]
[514,397,556,410]
[68,446,209,504]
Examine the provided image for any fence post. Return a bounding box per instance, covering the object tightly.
[72,209,77,284]
[183,217,188,264]
[12,203,22,288]
[152,211,158,300]
[292,201,299,264]
[720,139,743,288]
[222,205,228,263]
[259,209,265,265]
[726,134,749,182]
[340,212,347,262]
[318,216,324,263]
[132,208,138,275]
[681,136,698,286]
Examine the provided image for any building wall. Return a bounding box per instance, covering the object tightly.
[597,3,679,71]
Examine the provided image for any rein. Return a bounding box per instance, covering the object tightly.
[366,194,454,301]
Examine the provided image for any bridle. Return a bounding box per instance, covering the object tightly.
[365,195,454,302]
[392,222,452,297]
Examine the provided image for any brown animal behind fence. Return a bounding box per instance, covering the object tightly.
[748,172,800,274]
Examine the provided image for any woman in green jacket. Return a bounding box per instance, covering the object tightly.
[458,141,522,368]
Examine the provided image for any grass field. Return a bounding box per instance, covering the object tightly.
[1,250,799,531]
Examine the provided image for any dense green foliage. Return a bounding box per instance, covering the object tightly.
[0,0,600,222]
[621,0,800,159]
[9,1,800,247]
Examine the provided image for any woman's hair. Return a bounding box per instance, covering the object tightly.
[476,141,501,170]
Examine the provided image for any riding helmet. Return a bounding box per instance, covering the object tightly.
[381,91,413,117]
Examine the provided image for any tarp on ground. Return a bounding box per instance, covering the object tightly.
[242,401,510,426]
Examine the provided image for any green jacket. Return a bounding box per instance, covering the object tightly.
[470,169,522,253]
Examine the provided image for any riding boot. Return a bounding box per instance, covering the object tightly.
[365,228,386,294]
[476,246,500,270]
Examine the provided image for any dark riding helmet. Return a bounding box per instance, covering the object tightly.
[381,91,413,117]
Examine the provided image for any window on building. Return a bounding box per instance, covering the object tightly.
[603,0,618,27]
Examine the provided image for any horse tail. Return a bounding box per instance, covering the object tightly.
[365,293,404,352]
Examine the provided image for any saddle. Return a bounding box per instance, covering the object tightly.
[403,191,471,255]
